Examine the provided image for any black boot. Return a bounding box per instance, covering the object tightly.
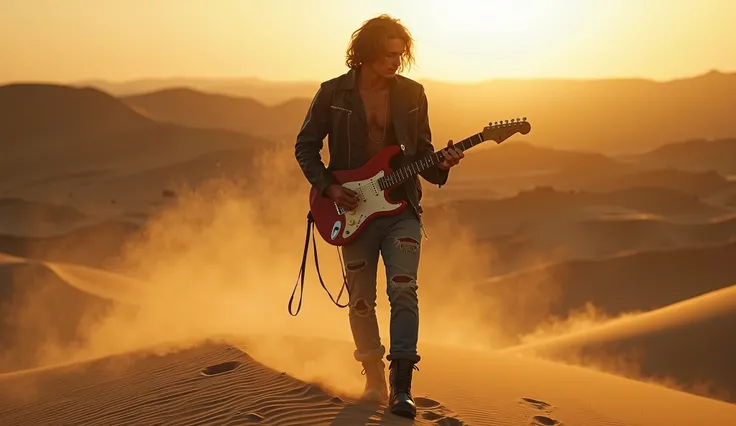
[388,359,418,418]
[360,359,388,403]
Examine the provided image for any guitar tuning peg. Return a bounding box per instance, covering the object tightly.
[523,117,527,121]
[505,120,509,124]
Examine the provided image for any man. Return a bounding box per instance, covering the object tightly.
[294,14,463,419]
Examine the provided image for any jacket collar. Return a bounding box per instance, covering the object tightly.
[335,67,401,92]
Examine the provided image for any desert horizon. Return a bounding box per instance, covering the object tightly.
[1,2,736,425]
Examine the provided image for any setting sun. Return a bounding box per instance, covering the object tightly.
[395,0,600,81]
[406,0,583,49]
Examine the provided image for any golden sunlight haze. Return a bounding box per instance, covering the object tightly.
[0,0,734,82]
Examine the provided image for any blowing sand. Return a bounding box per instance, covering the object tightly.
[1,211,734,425]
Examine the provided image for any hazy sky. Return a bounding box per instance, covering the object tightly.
[2,0,734,83]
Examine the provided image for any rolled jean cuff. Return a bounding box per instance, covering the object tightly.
[386,352,421,363]
[353,345,386,363]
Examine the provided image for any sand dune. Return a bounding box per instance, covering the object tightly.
[1,338,734,425]
[474,240,736,340]
[0,84,272,191]
[469,214,736,272]
[570,214,736,251]
[0,219,140,270]
[425,186,729,241]
[628,138,736,175]
[1,217,734,423]
[74,148,259,203]
[505,285,736,402]
[122,87,310,142]
[425,142,736,200]
[455,142,631,178]
[704,183,736,208]
[0,83,150,146]
[0,257,117,373]
[3,149,262,214]
[0,197,89,237]
[582,167,734,197]
[0,254,146,373]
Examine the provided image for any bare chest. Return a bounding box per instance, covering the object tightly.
[359,89,391,134]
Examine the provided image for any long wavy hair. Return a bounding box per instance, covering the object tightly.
[345,14,415,73]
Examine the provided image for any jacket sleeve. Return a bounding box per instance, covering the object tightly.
[294,83,334,195]
[416,86,449,187]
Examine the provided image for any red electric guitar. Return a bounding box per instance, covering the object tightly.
[309,117,531,245]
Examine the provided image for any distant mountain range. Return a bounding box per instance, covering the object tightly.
[122,88,308,143]
[74,77,318,105]
[2,81,736,200]
[622,138,736,176]
[77,70,736,154]
[0,84,271,188]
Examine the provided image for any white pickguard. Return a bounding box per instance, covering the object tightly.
[334,170,402,239]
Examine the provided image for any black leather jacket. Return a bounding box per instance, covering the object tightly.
[294,68,449,218]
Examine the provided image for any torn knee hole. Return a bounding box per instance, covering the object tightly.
[351,298,373,316]
[346,259,366,272]
[394,237,419,253]
[391,275,414,283]
[390,275,416,288]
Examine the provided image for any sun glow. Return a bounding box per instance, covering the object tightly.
[391,0,610,81]
[414,0,560,41]
[0,0,733,83]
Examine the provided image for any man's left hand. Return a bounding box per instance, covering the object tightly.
[438,139,464,170]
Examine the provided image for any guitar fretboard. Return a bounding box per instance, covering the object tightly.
[378,132,484,190]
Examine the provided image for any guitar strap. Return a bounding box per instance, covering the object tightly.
[288,211,350,316]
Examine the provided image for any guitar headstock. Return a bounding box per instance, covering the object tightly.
[481,117,531,144]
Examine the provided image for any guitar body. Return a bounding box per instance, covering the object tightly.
[309,145,407,246]
[308,117,531,246]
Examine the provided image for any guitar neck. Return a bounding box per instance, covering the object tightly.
[378,132,484,190]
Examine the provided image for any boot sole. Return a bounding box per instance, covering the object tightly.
[390,403,416,419]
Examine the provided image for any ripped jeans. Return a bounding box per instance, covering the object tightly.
[343,208,423,364]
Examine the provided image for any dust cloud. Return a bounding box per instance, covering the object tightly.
[2,144,521,396]
[4,143,712,401]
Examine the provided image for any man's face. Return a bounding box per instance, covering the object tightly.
[368,38,404,79]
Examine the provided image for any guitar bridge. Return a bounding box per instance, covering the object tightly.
[335,203,345,215]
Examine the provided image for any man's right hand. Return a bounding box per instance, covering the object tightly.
[325,184,359,211]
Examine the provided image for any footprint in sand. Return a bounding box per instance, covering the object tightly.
[200,360,243,377]
[421,410,466,425]
[414,396,442,409]
[421,411,444,421]
[413,397,466,425]
[530,415,561,426]
[520,397,553,412]
[433,416,466,425]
